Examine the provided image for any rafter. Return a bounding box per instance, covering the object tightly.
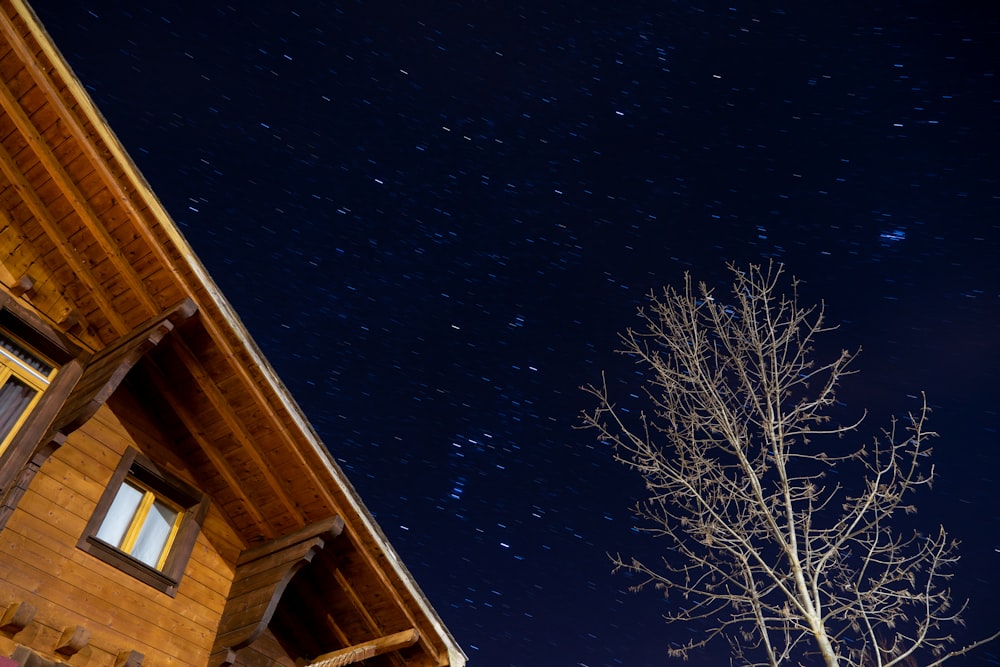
[142,357,273,537]
[332,568,382,638]
[0,73,159,319]
[0,140,127,335]
[213,516,344,663]
[336,540,443,665]
[331,562,415,666]
[306,629,420,667]
[167,334,303,525]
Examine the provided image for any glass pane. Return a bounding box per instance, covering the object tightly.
[130,499,179,568]
[96,482,144,547]
[0,377,35,442]
[0,332,53,376]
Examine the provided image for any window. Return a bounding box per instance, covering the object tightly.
[0,331,57,455]
[0,298,83,533]
[79,448,209,596]
[95,478,182,570]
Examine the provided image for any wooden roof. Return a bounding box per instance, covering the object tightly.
[0,0,464,664]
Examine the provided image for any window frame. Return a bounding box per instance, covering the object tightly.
[0,329,59,456]
[95,476,184,570]
[78,448,209,597]
[0,294,86,527]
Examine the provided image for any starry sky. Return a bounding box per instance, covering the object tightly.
[31,1,999,665]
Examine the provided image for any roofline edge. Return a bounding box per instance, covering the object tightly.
[12,1,467,663]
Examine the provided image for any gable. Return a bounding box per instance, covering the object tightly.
[0,1,464,664]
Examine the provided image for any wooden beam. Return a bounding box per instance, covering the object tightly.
[46,298,196,438]
[169,334,303,523]
[334,538,443,666]
[0,600,37,634]
[142,357,272,536]
[0,139,128,336]
[323,613,351,651]
[332,568,382,640]
[211,517,345,667]
[115,651,144,667]
[306,629,420,667]
[0,73,159,319]
[55,625,91,656]
[325,557,409,667]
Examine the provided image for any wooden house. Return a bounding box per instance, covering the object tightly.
[0,1,466,666]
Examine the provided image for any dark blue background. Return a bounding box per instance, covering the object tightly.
[31,1,999,664]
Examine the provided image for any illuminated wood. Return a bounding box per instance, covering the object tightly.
[209,517,344,667]
[0,73,158,319]
[307,629,420,667]
[0,140,125,335]
[115,650,144,667]
[2,0,335,521]
[168,334,301,528]
[46,298,196,439]
[331,537,443,666]
[0,300,195,532]
[211,516,344,666]
[0,600,36,633]
[54,625,89,656]
[141,358,271,535]
[6,481,224,659]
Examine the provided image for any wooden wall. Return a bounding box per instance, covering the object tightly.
[0,386,244,666]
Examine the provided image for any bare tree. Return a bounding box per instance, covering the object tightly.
[580,262,999,667]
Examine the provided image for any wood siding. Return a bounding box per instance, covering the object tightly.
[0,392,242,666]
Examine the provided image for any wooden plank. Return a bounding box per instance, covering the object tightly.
[143,356,272,536]
[212,519,346,660]
[57,428,127,476]
[334,533,444,665]
[283,569,353,649]
[0,580,209,666]
[0,195,84,325]
[3,58,33,100]
[24,482,229,618]
[21,468,235,616]
[0,6,185,315]
[237,517,343,566]
[27,91,62,137]
[32,464,103,507]
[307,629,420,667]
[170,337,302,525]
[0,138,124,335]
[23,402,242,614]
[0,525,220,644]
[15,485,87,537]
[24,468,99,520]
[196,507,244,563]
[332,567,383,640]
[4,520,225,636]
[228,548,317,600]
[233,627,297,667]
[173,558,230,614]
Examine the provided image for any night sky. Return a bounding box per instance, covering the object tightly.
[30,1,999,665]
